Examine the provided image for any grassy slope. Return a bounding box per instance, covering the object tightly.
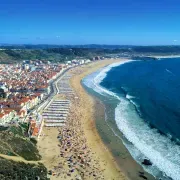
[0,124,41,161]
[1,46,180,64]
[0,157,48,180]
[0,124,48,179]
[0,49,98,63]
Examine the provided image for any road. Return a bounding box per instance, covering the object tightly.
[25,67,71,123]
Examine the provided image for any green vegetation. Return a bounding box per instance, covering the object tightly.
[30,138,38,145]
[1,45,180,64]
[0,157,48,180]
[0,48,105,63]
[0,124,41,161]
[0,123,48,179]
[0,49,55,64]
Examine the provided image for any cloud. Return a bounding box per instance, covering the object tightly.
[56,36,61,38]
[173,40,178,42]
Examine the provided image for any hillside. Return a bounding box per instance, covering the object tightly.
[0,48,106,64]
[0,157,48,180]
[0,124,48,179]
[1,45,180,64]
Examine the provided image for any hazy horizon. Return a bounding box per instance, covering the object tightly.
[0,43,180,47]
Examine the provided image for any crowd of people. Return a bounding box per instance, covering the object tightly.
[52,70,106,179]
[52,99,106,179]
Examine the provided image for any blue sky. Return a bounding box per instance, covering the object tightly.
[0,0,180,45]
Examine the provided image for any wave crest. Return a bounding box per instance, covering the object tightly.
[83,60,180,180]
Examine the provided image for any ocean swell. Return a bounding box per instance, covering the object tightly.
[83,60,180,180]
[115,100,180,180]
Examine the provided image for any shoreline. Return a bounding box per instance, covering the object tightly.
[150,55,180,59]
[81,63,155,180]
[88,87,155,180]
[70,59,127,179]
[38,59,154,179]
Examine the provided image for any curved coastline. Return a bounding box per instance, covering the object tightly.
[76,59,155,180]
[37,59,154,180]
[38,59,128,180]
[70,59,128,179]
[83,59,180,180]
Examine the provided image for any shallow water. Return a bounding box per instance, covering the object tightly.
[82,59,180,180]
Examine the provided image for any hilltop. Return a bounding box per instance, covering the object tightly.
[1,45,180,64]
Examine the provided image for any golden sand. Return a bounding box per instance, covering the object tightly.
[38,59,128,180]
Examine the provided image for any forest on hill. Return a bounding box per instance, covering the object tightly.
[1,45,180,64]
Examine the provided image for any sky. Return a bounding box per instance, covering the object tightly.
[0,0,180,45]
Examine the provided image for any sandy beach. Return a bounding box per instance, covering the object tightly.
[70,59,127,179]
[38,59,154,180]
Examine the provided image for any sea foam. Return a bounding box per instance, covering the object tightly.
[93,60,134,97]
[83,60,180,180]
[115,100,180,180]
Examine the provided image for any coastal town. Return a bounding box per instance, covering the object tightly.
[36,59,129,180]
[0,56,155,180]
[0,58,92,137]
[0,54,131,179]
[1,0,180,179]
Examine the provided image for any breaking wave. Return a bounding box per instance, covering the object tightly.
[83,60,180,180]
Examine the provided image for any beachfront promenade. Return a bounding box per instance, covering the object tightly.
[42,73,75,128]
[37,60,130,180]
[25,68,69,122]
[40,68,107,179]
[27,67,75,137]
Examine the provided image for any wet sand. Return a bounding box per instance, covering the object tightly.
[38,59,154,180]
[92,96,155,180]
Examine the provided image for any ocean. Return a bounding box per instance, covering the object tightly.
[82,58,180,180]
